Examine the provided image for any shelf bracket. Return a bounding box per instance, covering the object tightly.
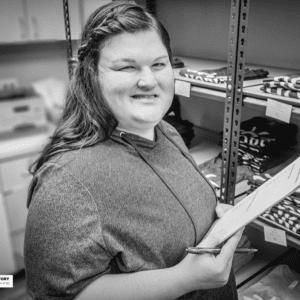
[220,0,250,204]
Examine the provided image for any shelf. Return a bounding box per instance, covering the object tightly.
[189,125,300,252]
[174,56,298,90]
[244,84,300,107]
[235,223,293,290]
[174,56,268,91]
[236,246,289,290]
[243,85,300,117]
[243,95,300,121]
[236,246,300,294]
[188,126,222,166]
[190,86,225,102]
[250,219,300,252]
[174,56,300,114]
[0,39,79,47]
[0,39,80,49]
[233,193,300,252]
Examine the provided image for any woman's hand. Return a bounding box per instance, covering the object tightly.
[215,202,234,218]
[175,202,244,293]
[176,228,244,293]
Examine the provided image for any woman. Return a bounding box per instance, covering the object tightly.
[24,1,243,299]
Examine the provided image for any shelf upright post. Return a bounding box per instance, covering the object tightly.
[220,0,250,204]
[62,0,76,80]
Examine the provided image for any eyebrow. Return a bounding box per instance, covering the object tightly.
[112,55,169,63]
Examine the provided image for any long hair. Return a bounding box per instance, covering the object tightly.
[30,1,172,175]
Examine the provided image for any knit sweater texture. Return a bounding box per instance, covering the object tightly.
[24,120,237,299]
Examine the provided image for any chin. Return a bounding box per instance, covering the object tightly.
[138,114,165,124]
[134,109,164,121]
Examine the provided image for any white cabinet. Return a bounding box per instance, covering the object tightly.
[0,0,82,43]
[26,0,82,41]
[0,156,35,191]
[0,154,36,272]
[0,0,27,42]
[26,0,66,41]
[0,193,16,274]
[0,132,49,273]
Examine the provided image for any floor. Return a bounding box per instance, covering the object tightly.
[0,270,32,300]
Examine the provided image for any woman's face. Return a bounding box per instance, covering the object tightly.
[98,30,174,136]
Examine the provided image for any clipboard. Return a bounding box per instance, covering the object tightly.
[202,156,300,245]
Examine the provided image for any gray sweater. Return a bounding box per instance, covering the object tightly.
[24,121,237,299]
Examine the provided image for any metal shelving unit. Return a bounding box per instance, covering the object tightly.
[220,0,250,204]
[62,0,300,266]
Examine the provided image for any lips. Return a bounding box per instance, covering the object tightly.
[132,94,158,99]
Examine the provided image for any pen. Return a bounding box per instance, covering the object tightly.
[186,247,258,254]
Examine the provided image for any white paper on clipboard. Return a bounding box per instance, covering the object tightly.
[202,156,300,245]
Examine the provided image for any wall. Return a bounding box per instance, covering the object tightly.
[1,0,299,86]
[0,42,74,87]
[0,0,145,88]
[0,0,299,129]
[156,0,300,134]
[178,95,268,133]
[157,0,300,70]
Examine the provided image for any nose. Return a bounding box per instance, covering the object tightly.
[137,68,157,89]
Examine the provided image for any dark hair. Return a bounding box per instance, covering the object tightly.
[30,0,172,175]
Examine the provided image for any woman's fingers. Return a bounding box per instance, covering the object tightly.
[215,203,233,218]
[217,228,245,260]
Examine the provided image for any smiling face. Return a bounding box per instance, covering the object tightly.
[98,30,174,139]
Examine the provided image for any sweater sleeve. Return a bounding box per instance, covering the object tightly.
[24,164,112,300]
